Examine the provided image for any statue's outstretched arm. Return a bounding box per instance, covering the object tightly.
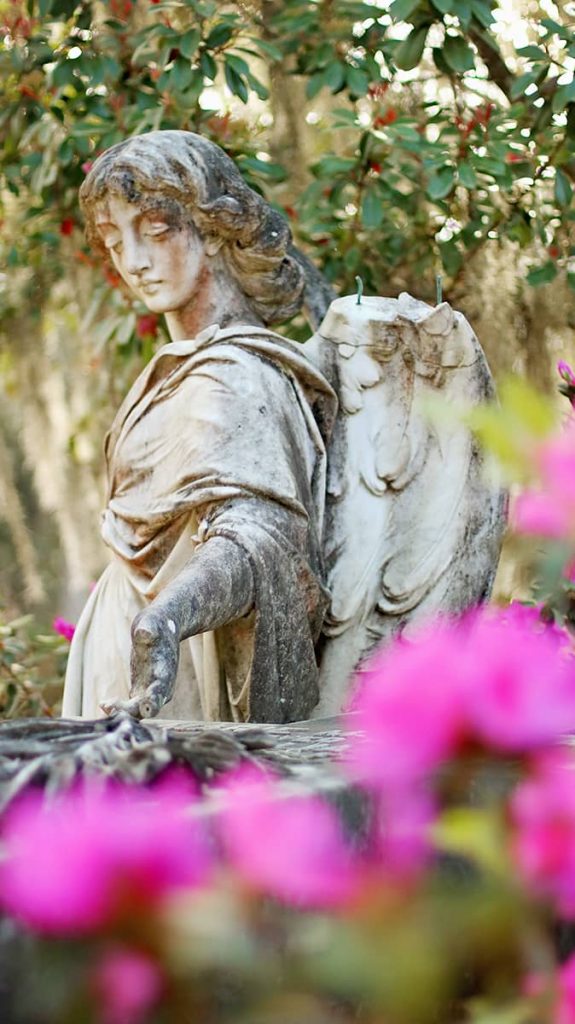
[101,536,254,719]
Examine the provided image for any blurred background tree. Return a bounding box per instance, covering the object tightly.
[0,0,574,624]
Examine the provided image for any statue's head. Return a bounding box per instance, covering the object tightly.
[79,130,305,325]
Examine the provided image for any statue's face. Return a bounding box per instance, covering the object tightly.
[95,194,208,314]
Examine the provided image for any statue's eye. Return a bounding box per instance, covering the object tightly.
[143,222,170,238]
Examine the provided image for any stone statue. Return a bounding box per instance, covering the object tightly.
[62,130,505,724]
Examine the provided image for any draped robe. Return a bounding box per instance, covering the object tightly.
[62,323,337,722]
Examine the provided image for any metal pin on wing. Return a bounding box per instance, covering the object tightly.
[436,274,443,305]
[355,275,364,305]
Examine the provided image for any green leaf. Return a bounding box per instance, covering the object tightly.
[346,65,370,97]
[526,261,558,286]
[239,156,286,181]
[510,71,538,100]
[205,23,234,49]
[454,0,472,29]
[541,17,575,44]
[315,156,357,175]
[432,46,452,75]
[442,34,475,73]
[516,44,547,60]
[430,0,454,11]
[552,79,575,114]
[361,189,384,228]
[434,807,506,874]
[389,0,422,19]
[253,38,283,61]
[324,61,346,91]
[172,58,194,92]
[439,238,462,275]
[457,161,477,188]
[225,53,250,77]
[394,25,429,71]
[224,62,248,103]
[246,71,269,101]
[180,29,201,60]
[568,271,575,293]
[199,51,217,80]
[427,165,455,199]
[555,168,573,208]
[52,61,77,88]
[468,0,494,28]
[473,156,508,180]
[306,72,326,100]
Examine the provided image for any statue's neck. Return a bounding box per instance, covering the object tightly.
[165,260,264,341]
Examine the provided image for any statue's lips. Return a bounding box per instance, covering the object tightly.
[139,280,163,293]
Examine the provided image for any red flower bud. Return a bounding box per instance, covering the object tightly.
[104,267,122,289]
[136,314,159,339]
[59,218,75,236]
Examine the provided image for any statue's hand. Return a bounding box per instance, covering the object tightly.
[101,608,180,720]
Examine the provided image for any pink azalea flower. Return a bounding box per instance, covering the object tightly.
[346,619,468,788]
[511,751,575,918]
[512,491,572,539]
[372,786,435,880]
[0,780,211,935]
[217,765,359,908]
[461,609,575,751]
[92,946,163,1024]
[514,421,575,539]
[557,954,575,1024]
[52,616,75,641]
[348,607,575,790]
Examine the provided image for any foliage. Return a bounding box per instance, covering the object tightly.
[0,610,67,717]
[1,0,574,340]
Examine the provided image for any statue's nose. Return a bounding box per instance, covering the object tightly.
[124,239,152,276]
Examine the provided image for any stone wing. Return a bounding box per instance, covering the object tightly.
[303,293,506,715]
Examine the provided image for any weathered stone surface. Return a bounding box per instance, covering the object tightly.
[0,714,360,814]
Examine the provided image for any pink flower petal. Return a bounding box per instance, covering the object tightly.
[52,617,76,641]
[512,751,575,918]
[0,780,211,935]
[217,765,359,908]
[512,492,571,539]
[93,946,163,1024]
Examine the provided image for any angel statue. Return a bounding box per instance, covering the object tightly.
[62,130,505,724]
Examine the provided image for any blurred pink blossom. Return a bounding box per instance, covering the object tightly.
[372,786,435,879]
[512,491,572,539]
[462,608,575,751]
[346,619,468,788]
[348,607,575,790]
[92,946,163,1024]
[52,617,75,641]
[217,765,359,908]
[513,421,575,539]
[512,751,575,918]
[0,781,211,935]
[557,954,575,1024]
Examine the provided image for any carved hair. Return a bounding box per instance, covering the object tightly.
[79,130,305,324]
